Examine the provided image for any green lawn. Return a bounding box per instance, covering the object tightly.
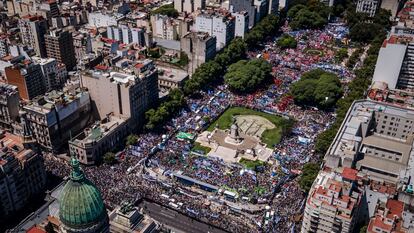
[192,142,211,154]
[239,158,267,170]
[207,107,293,147]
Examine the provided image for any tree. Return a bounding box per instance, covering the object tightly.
[335,48,348,63]
[103,152,116,165]
[290,8,327,30]
[291,69,342,109]
[349,22,384,43]
[126,134,138,146]
[151,4,178,18]
[145,89,186,130]
[277,34,297,49]
[224,59,272,93]
[359,225,368,233]
[299,163,320,193]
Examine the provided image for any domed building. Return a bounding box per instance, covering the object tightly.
[59,158,109,233]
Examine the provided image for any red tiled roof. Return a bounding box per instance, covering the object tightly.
[26,226,46,233]
[386,199,404,218]
[342,167,358,181]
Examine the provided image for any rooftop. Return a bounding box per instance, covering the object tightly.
[70,115,127,145]
[0,132,36,162]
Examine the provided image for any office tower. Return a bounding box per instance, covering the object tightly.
[45,29,77,71]
[18,15,48,58]
[5,60,46,100]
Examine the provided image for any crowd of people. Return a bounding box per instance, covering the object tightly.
[44,22,355,232]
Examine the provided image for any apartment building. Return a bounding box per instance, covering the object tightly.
[367,199,406,233]
[226,0,256,28]
[356,0,380,17]
[18,15,48,58]
[301,169,362,233]
[69,115,129,165]
[174,0,206,13]
[150,14,179,41]
[0,84,19,130]
[233,11,249,38]
[88,12,124,27]
[107,25,146,46]
[5,60,46,100]
[31,57,67,91]
[195,13,235,50]
[22,89,91,152]
[0,132,47,217]
[81,59,158,127]
[73,32,93,60]
[45,29,77,71]
[181,32,217,73]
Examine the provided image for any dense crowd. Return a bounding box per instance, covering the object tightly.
[44,23,355,232]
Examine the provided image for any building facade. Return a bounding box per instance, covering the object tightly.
[195,13,235,50]
[31,57,67,91]
[5,61,46,100]
[301,169,362,233]
[23,89,91,152]
[181,32,216,73]
[356,0,380,17]
[45,29,77,71]
[18,15,48,58]
[0,84,20,130]
[81,60,158,128]
[69,115,128,165]
[0,132,47,218]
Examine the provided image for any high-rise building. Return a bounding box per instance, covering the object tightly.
[150,14,179,40]
[174,0,206,13]
[18,15,48,58]
[233,12,249,38]
[5,60,46,100]
[31,56,67,91]
[254,0,269,23]
[356,0,380,17]
[195,13,235,50]
[0,84,20,130]
[80,59,158,127]
[301,169,362,233]
[23,89,91,152]
[181,32,216,73]
[59,158,109,232]
[73,32,93,60]
[45,29,77,71]
[226,0,256,28]
[0,131,47,218]
[0,34,10,57]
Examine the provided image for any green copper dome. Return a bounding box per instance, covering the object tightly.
[59,158,107,229]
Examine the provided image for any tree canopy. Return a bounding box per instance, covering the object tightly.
[126,134,138,146]
[145,89,186,130]
[151,4,178,18]
[346,8,391,43]
[224,59,272,93]
[291,69,342,109]
[299,163,320,193]
[277,34,297,49]
[335,48,348,63]
[287,2,329,30]
[314,34,386,155]
[103,152,116,165]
